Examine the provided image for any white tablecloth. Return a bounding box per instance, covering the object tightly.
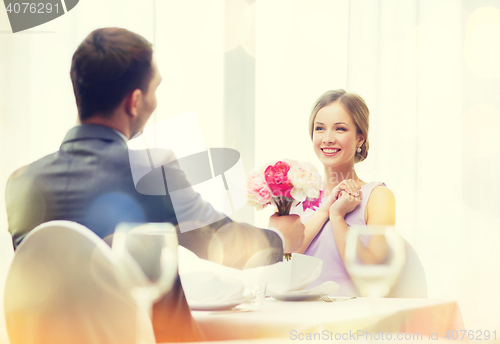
[192,297,465,341]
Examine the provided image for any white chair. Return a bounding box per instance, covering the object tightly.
[4,221,155,344]
[388,240,428,298]
[0,230,15,344]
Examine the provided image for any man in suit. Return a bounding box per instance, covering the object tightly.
[5,28,304,342]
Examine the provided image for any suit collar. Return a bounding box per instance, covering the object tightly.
[62,124,128,146]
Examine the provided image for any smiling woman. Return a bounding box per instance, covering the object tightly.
[291,89,396,297]
[309,90,369,172]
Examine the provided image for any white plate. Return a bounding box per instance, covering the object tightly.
[188,300,244,311]
[268,294,323,301]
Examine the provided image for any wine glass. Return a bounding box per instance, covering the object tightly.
[345,225,405,298]
[112,222,178,343]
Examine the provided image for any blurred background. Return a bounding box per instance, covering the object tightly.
[1,0,499,340]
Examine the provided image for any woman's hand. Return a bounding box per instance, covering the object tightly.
[328,185,362,262]
[299,179,362,255]
[329,189,362,219]
[334,179,361,197]
[317,189,337,215]
[321,179,362,216]
[319,179,361,213]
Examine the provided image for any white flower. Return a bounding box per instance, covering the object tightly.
[285,160,322,202]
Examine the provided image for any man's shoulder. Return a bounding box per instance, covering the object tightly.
[9,164,29,180]
[7,151,59,184]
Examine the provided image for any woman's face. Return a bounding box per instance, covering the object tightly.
[312,101,363,170]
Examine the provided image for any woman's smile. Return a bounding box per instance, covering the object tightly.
[321,147,341,156]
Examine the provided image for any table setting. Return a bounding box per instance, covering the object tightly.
[178,247,340,310]
[177,229,465,342]
[191,295,465,341]
[178,223,408,309]
[95,220,461,343]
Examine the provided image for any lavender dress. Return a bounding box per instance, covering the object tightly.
[292,182,386,296]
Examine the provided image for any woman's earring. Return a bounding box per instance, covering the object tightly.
[357,147,361,153]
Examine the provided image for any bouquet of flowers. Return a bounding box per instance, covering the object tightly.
[247,159,324,216]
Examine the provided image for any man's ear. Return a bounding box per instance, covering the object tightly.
[125,89,143,118]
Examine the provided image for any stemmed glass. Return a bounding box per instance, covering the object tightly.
[345,225,405,298]
[112,223,178,343]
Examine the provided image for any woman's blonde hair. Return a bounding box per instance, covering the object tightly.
[308,89,369,163]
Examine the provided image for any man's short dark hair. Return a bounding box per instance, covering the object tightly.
[70,28,153,121]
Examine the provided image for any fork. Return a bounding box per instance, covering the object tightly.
[320,295,334,302]
[321,295,357,302]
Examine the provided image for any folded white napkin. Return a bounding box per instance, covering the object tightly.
[180,271,244,305]
[263,253,323,294]
[179,248,245,305]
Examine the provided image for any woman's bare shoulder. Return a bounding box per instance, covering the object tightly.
[365,185,396,225]
[370,185,395,200]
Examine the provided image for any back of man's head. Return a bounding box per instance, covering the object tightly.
[70,28,153,122]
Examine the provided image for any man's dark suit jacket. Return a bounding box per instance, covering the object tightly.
[5,124,283,342]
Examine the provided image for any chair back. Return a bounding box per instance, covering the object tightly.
[389,239,428,298]
[4,221,155,344]
[0,231,14,344]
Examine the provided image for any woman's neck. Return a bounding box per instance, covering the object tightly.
[323,164,362,192]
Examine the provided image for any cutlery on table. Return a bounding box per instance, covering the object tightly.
[320,295,356,302]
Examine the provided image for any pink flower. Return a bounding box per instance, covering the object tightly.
[247,171,272,209]
[302,189,325,211]
[264,161,293,198]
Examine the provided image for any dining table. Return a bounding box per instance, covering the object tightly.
[192,297,466,342]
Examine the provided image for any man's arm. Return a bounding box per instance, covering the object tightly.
[160,159,285,268]
[177,220,284,269]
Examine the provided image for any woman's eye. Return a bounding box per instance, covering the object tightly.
[336,127,347,132]
[315,126,324,131]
